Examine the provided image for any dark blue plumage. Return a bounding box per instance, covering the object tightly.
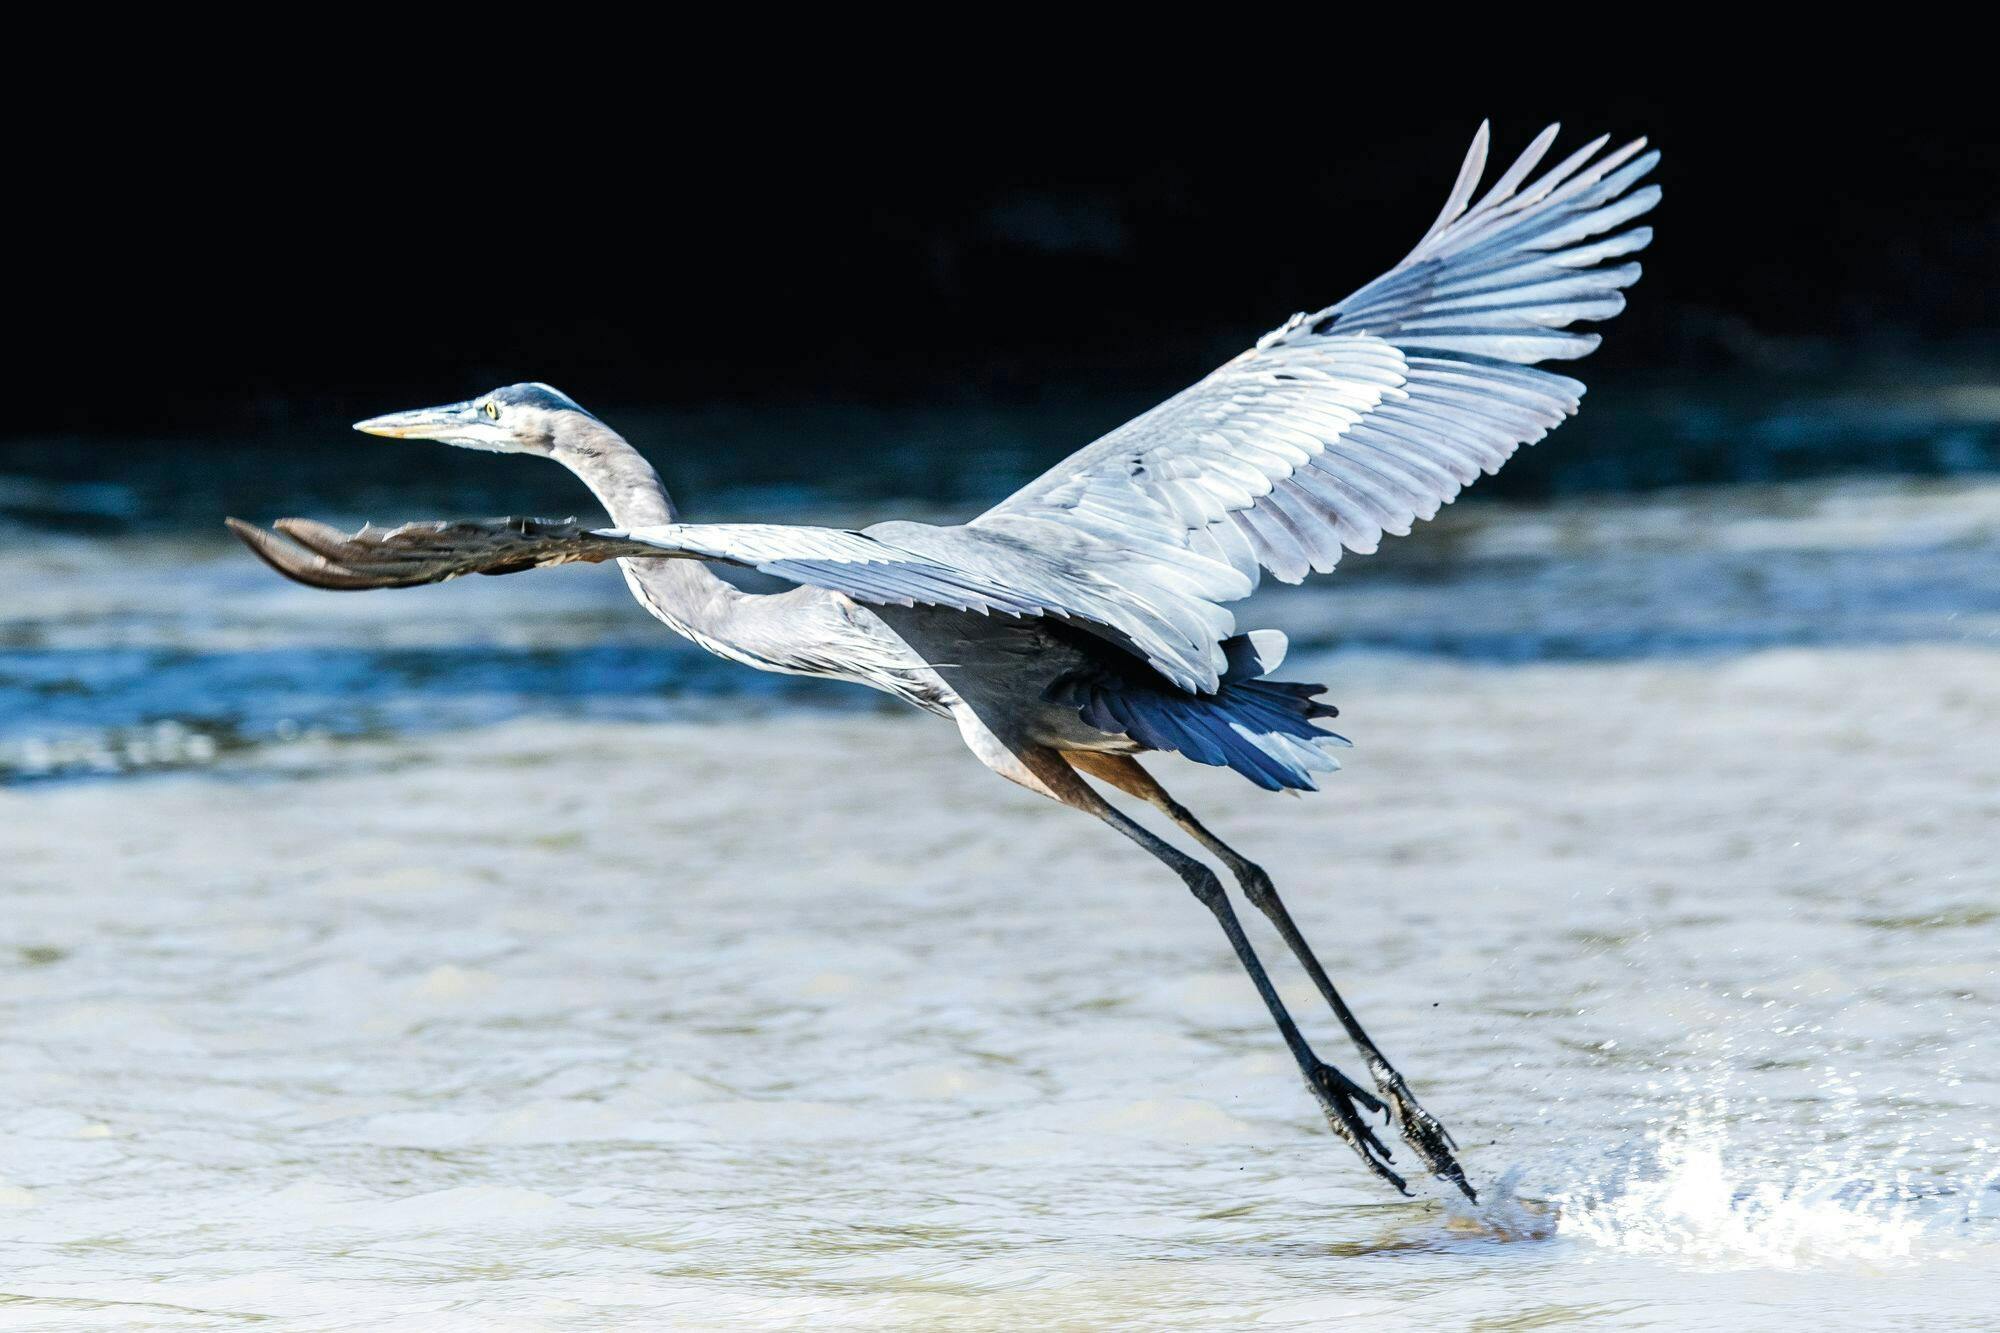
[1054,633,1350,792]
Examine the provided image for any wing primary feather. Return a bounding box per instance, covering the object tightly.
[1404,120,1490,262]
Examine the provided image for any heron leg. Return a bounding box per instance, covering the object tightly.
[1016,748,1407,1194]
[1068,752,1472,1200]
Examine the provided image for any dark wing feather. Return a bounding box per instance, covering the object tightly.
[225,516,670,591]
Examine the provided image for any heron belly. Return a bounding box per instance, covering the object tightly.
[863,603,1135,752]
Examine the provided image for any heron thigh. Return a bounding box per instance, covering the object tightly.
[951,703,1062,800]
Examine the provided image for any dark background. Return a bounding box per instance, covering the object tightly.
[17,90,1996,443]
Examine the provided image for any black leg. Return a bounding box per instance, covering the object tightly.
[1070,753,1474,1200]
[1020,750,1409,1193]
[1233,860,1470,1200]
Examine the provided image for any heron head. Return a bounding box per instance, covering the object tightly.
[353,382,597,455]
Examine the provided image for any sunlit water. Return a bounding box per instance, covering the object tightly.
[2,463,1998,1327]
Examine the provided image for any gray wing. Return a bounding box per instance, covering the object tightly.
[226,516,1057,618]
[616,123,1659,693]
[975,120,1658,590]
[233,512,1236,690]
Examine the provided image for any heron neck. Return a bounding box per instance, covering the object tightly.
[551,414,680,527]
[550,414,747,643]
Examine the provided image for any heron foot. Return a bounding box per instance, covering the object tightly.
[1367,1058,1474,1201]
[1307,1060,1407,1194]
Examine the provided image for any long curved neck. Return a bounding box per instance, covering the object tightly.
[549,413,745,645]
[549,411,680,527]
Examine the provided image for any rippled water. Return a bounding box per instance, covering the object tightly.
[2,425,1998,1325]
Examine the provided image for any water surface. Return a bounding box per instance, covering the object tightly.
[1,397,1996,1327]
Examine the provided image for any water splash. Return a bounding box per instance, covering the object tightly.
[1438,1167,1561,1243]
[1554,1110,1936,1271]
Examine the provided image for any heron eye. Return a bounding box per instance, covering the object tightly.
[482,402,500,421]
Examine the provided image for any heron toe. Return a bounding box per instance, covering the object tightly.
[1367,1060,1475,1201]
[1306,1061,1407,1195]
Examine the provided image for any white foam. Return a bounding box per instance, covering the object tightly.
[1556,1112,1935,1271]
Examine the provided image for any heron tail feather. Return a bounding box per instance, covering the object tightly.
[1056,631,1350,792]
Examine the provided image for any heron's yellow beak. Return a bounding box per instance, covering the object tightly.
[353,407,463,440]
[351,397,524,453]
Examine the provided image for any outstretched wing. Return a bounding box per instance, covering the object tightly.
[976,121,1658,592]
[234,511,1241,689]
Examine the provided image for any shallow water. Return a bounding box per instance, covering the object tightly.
[2,465,1998,1327]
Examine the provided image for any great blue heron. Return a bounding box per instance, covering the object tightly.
[230,122,1657,1199]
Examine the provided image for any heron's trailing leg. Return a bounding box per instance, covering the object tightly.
[1018,748,1407,1193]
[1070,752,1472,1201]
